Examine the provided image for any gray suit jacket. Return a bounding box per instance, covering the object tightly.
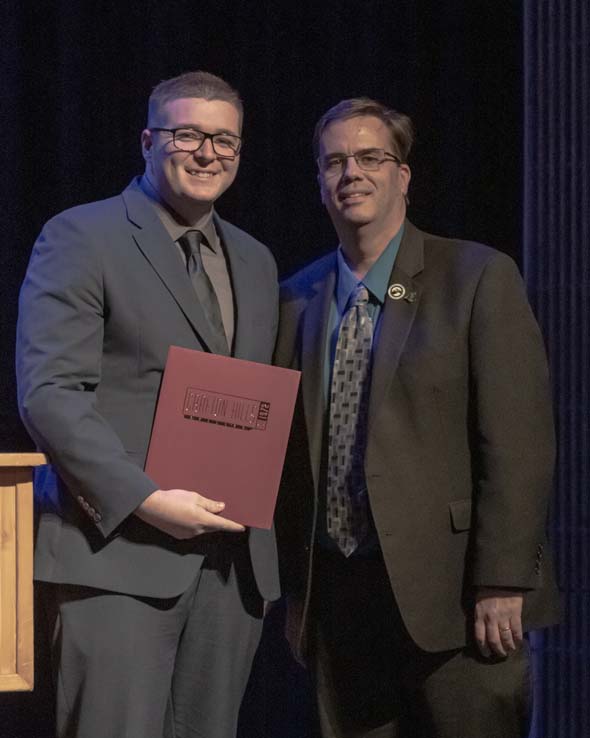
[16,179,280,601]
[275,220,560,652]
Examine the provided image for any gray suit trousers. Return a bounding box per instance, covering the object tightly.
[40,537,264,738]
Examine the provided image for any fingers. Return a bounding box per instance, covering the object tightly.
[194,506,245,533]
[485,621,506,657]
[204,513,246,533]
[511,617,524,647]
[474,618,510,657]
[136,488,245,538]
[193,493,227,514]
[190,493,245,533]
[505,611,524,649]
[474,617,490,658]
[497,624,515,654]
[474,593,524,658]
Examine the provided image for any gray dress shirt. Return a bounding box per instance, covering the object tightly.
[139,175,235,350]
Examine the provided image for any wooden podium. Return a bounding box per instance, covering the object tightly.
[0,453,46,691]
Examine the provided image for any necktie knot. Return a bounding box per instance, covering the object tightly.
[351,284,369,307]
[180,230,203,264]
[183,229,203,248]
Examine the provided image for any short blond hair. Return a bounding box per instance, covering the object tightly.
[148,71,243,128]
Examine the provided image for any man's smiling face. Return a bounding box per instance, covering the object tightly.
[318,115,410,237]
[142,97,241,219]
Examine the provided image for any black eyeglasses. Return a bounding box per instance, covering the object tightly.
[318,148,401,177]
[150,127,242,159]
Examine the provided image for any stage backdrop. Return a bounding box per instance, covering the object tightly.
[523,2,590,737]
[1,0,521,451]
[3,3,582,738]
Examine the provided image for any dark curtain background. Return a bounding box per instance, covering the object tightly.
[523,2,590,738]
[1,2,581,737]
[1,0,522,451]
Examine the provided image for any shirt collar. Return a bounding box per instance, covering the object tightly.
[335,223,405,313]
[139,175,219,253]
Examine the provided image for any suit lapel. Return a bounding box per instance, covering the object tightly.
[367,221,424,432]
[122,182,228,355]
[300,256,336,489]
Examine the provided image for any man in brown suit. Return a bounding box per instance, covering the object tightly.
[275,98,559,738]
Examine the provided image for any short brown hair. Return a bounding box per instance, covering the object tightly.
[313,97,414,162]
[148,71,243,128]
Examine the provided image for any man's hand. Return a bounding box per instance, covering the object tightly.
[474,588,524,658]
[135,488,245,539]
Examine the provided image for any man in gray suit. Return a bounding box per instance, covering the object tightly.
[16,71,279,738]
[275,98,559,737]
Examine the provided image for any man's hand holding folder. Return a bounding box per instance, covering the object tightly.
[135,487,246,539]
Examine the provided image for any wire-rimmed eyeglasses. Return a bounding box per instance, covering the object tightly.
[318,148,401,177]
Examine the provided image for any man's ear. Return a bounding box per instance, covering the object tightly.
[399,164,411,198]
[141,128,153,163]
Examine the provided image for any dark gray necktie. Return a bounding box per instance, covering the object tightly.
[326,284,373,557]
[179,230,229,355]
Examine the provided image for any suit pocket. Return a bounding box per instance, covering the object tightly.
[449,499,472,532]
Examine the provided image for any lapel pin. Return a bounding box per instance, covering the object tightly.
[388,283,406,300]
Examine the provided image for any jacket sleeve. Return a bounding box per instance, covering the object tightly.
[16,212,158,538]
[468,251,555,589]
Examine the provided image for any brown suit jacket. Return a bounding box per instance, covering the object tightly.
[275,220,560,653]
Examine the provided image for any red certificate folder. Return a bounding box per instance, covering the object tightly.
[145,346,301,529]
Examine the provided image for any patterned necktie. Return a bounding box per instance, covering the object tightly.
[179,230,229,355]
[326,284,373,557]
